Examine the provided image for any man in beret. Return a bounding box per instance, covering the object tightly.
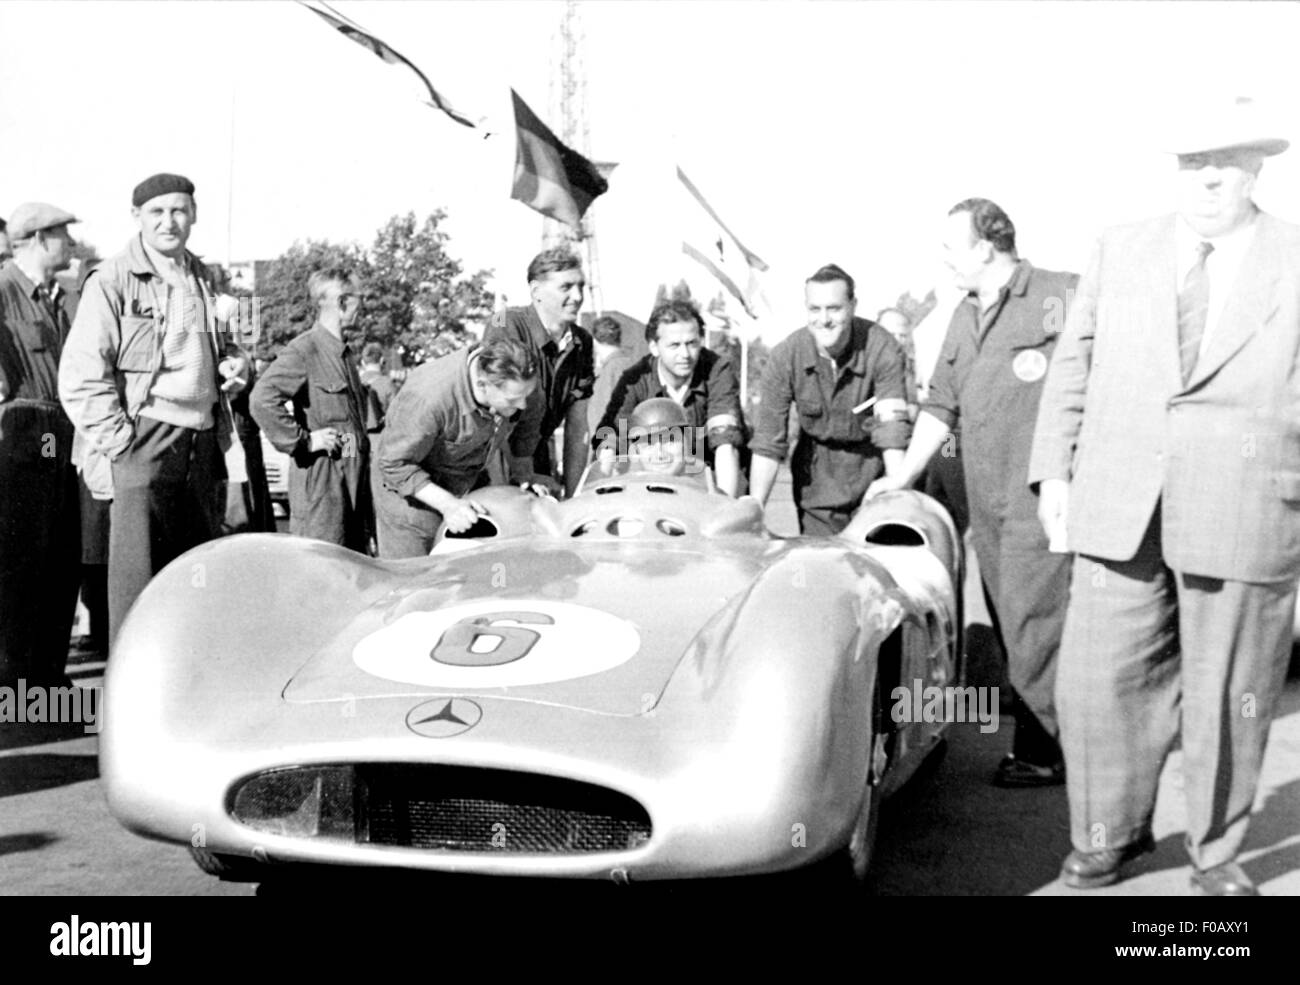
[1030,98,1300,895]
[59,173,250,646]
[0,202,81,687]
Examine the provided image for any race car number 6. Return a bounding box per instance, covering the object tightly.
[353,599,642,688]
[430,612,554,667]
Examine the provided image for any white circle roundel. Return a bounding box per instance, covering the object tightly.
[1012,349,1048,383]
[353,599,641,688]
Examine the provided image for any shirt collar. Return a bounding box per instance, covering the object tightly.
[656,361,698,402]
[128,233,198,281]
[799,318,870,374]
[311,322,348,356]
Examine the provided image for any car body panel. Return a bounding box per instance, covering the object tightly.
[101,478,960,881]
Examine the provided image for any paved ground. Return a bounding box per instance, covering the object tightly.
[1,468,1297,896]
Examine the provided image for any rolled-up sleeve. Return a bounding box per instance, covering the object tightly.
[378,383,447,499]
[749,343,794,461]
[920,325,964,431]
[704,354,744,450]
[869,336,911,450]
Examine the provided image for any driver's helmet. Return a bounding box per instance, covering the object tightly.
[629,396,690,435]
[628,398,694,476]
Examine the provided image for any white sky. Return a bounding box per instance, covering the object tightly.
[3,0,1299,343]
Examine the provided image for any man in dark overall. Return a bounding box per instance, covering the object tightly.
[252,267,370,551]
[749,263,910,534]
[867,198,1079,786]
[0,203,81,687]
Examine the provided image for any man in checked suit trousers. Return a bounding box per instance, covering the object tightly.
[1029,99,1300,896]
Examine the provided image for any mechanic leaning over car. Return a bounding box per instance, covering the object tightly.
[58,173,252,648]
[251,267,372,553]
[865,199,1079,789]
[0,202,82,688]
[591,299,746,496]
[374,337,545,557]
[483,247,595,499]
[748,263,911,535]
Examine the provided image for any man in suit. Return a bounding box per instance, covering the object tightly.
[1029,100,1300,895]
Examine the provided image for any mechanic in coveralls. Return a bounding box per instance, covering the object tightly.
[866,198,1079,788]
[748,263,911,535]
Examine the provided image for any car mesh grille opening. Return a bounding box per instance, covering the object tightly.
[360,765,651,854]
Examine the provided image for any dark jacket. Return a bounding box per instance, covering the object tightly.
[592,349,744,463]
[483,304,594,472]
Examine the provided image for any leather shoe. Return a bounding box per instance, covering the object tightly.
[1191,863,1259,896]
[991,754,1065,788]
[1060,832,1156,889]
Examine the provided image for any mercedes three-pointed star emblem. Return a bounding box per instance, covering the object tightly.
[405,698,483,738]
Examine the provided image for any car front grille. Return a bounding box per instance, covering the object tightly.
[360,765,652,854]
[230,764,652,855]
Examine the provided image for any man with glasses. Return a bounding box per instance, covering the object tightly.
[252,268,371,551]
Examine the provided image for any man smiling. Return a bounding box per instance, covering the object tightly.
[592,300,743,495]
[59,173,250,645]
[749,264,910,534]
[484,248,594,497]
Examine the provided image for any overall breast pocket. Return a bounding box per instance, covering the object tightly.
[310,380,354,426]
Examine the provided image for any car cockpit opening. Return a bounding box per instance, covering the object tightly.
[861,523,927,548]
[445,516,500,540]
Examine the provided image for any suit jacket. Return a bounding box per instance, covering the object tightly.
[1028,210,1300,582]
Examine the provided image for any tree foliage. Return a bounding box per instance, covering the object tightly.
[367,211,494,364]
[249,211,493,364]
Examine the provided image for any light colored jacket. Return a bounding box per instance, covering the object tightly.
[58,235,248,498]
[1028,210,1300,582]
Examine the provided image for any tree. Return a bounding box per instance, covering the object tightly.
[249,211,492,365]
[252,239,368,359]
[366,211,494,365]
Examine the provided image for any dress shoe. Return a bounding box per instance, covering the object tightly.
[1060,832,1156,889]
[1190,863,1258,896]
[991,754,1065,788]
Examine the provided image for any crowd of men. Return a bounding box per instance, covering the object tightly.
[1,96,1297,895]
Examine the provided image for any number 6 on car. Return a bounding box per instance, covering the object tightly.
[430,611,555,667]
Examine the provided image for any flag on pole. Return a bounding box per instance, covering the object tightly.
[510,89,609,228]
[302,2,480,129]
[678,167,769,319]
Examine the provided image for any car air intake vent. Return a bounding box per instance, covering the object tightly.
[360,765,652,854]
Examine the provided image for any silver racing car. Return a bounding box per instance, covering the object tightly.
[101,460,961,884]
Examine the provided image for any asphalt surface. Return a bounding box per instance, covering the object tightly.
[2,470,1297,897]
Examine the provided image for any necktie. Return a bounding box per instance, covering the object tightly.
[1177,241,1214,383]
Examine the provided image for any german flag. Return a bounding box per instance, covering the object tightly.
[510,90,609,228]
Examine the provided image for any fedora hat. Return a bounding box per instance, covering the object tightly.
[1165,96,1289,157]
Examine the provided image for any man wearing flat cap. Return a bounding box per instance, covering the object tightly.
[0,202,81,687]
[59,173,250,646]
[1029,98,1300,895]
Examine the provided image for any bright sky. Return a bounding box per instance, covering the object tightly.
[3,0,1299,343]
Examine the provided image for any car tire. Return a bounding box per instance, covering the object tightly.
[188,846,267,882]
[819,679,890,885]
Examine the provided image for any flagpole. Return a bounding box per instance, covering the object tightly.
[226,81,236,269]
